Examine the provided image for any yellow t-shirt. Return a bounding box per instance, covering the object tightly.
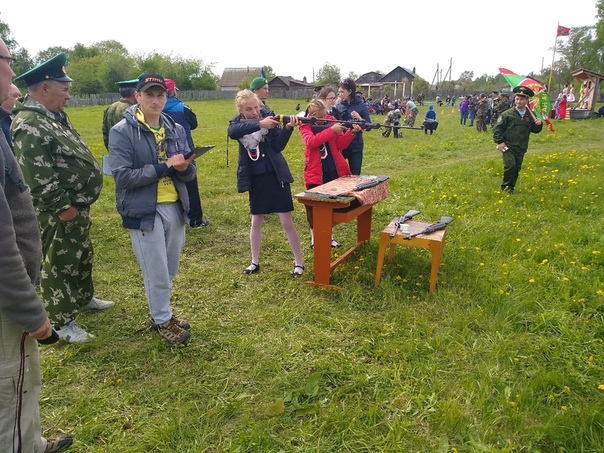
[136,109,178,204]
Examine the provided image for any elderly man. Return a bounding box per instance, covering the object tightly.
[0,38,73,453]
[11,53,114,344]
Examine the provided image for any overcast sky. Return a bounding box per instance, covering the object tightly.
[1,0,599,83]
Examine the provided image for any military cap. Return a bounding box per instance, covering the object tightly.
[512,86,534,98]
[115,78,139,88]
[250,77,267,91]
[137,73,167,92]
[499,90,509,96]
[14,53,73,86]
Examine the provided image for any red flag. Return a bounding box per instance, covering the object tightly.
[557,25,571,37]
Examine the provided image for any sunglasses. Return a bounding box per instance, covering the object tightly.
[0,55,16,67]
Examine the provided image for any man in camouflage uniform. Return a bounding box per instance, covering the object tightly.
[492,91,511,126]
[475,93,489,132]
[102,78,138,150]
[493,86,543,194]
[11,53,113,343]
[381,108,402,138]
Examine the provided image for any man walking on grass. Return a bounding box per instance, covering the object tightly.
[493,86,543,194]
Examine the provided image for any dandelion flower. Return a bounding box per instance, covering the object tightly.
[529,279,535,283]
[509,401,517,407]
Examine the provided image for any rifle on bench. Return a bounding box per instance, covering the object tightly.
[390,209,421,238]
[403,216,453,240]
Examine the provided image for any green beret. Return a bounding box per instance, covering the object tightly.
[500,90,509,96]
[115,78,139,88]
[250,77,267,91]
[512,86,534,98]
[14,53,73,86]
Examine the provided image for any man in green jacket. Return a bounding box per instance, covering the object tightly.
[12,53,114,343]
[493,86,543,194]
[102,78,138,150]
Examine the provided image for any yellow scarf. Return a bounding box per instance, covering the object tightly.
[136,108,178,204]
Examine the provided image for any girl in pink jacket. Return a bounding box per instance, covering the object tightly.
[298,99,360,248]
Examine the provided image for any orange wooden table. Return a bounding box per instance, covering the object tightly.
[375,218,448,292]
[295,175,389,289]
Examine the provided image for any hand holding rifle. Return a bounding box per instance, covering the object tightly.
[403,216,453,240]
[390,209,421,238]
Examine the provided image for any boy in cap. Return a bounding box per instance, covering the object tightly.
[250,76,274,117]
[11,53,113,344]
[492,86,543,193]
[108,73,197,344]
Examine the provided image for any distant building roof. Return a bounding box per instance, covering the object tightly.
[220,67,263,91]
[268,76,315,90]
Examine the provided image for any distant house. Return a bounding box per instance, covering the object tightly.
[267,76,316,98]
[219,67,263,92]
[356,72,384,85]
[356,66,416,99]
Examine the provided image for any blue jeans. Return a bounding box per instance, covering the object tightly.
[344,149,363,175]
[129,203,185,324]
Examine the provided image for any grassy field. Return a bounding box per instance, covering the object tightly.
[39,97,604,452]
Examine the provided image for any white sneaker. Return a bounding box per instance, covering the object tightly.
[80,296,115,312]
[56,322,94,344]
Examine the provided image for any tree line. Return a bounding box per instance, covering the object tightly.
[2,3,604,96]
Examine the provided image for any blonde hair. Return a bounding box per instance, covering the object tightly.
[235,89,259,111]
[305,99,326,117]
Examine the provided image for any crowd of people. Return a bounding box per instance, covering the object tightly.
[0,43,549,451]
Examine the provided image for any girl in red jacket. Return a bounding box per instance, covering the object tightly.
[299,99,361,248]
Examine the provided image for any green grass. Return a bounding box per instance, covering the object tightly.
[39,99,604,452]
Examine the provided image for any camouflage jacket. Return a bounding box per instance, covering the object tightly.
[476,97,489,116]
[102,99,134,150]
[493,108,543,152]
[11,95,103,215]
[495,97,511,116]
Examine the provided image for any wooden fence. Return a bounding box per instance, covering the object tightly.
[67,89,318,107]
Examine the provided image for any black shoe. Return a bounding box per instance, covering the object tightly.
[45,434,73,453]
[190,219,210,228]
[243,263,260,274]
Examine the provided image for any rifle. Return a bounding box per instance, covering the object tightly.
[390,209,421,238]
[403,216,453,240]
[272,115,383,132]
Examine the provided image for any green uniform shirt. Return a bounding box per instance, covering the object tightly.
[102,99,134,150]
[492,107,543,153]
[11,95,103,215]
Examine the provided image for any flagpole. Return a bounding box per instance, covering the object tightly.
[548,22,559,92]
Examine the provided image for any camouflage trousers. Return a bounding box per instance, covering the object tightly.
[407,108,419,127]
[38,206,94,327]
[501,147,527,191]
[475,114,488,132]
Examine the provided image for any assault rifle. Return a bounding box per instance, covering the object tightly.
[403,216,453,240]
[390,209,421,238]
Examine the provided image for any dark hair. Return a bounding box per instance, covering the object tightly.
[338,78,356,101]
[318,85,336,99]
[120,87,136,98]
